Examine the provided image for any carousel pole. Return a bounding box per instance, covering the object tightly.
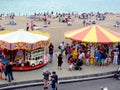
[10,43,12,61]
[23,49,25,61]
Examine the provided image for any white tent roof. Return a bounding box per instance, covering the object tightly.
[0,30,49,43]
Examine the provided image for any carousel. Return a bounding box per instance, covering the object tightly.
[0,30,50,71]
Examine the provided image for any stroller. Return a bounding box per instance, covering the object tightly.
[73,59,83,70]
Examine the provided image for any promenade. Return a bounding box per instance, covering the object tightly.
[0,52,119,88]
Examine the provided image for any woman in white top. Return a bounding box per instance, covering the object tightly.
[113,49,119,65]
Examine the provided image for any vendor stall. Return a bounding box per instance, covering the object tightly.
[0,30,50,71]
[64,25,120,65]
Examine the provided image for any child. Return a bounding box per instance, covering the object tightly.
[68,55,73,71]
[85,50,90,66]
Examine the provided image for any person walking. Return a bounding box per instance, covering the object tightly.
[26,23,29,31]
[56,54,63,70]
[50,76,56,90]
[48,43,54,63]
[6,62,14,82]
[43,68,51,89]
[52,71,58,90]
[59,42,65,55]
[3,64,7,80]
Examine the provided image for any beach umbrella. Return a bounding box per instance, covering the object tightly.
[0,30,50,50]
[64,25,120,43]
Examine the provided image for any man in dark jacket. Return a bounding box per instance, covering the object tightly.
[52,71,58,90]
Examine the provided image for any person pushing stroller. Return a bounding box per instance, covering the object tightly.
[73,51,85,70]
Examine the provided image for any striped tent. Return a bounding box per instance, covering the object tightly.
[64,25,120,43]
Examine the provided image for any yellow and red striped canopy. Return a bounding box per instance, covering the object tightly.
[64,25,120,43]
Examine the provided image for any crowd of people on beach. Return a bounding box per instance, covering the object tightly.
[0,13,16,26]
[16,11,109,31]
[0,11,109,31]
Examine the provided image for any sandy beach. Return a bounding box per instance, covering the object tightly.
[0,14,120,52]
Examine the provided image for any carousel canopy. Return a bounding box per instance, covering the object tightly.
[0,30,49,43]
[0,30,50,50]
[64,25,120,43]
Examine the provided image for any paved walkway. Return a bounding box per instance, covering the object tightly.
[0,52,119,85]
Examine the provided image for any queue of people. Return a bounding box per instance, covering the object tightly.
[57,41,120,71]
